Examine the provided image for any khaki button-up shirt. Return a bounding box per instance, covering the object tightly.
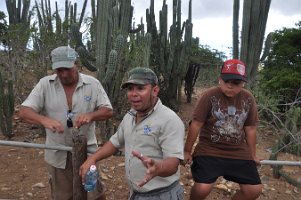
[22,73,112,168]
[110,99,184,192]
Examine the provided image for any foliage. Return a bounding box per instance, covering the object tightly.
[254,23,301,183]
[191,43,224,87]
[260,22,301,107]
[0,11,8,47]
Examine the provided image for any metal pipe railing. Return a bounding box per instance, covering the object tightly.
[1,140,301,166]
[0,140,72,151]
[259,160,301,166]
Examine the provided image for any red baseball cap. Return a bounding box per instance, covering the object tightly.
[221,59,247,82]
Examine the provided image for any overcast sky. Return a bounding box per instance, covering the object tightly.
[0,0,300,54]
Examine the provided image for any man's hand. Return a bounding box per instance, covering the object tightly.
[42,118,64,133]
[183,151,193,166]
[132,150,162,187]
[79,157,97,184]
[74,113,93,128]
[253,155,263,166]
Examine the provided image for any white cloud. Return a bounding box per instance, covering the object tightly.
[0,0,300,55]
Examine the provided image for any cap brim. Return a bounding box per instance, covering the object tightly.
[221,74,247,82]
[121,79,150,89]
[52,61,74,70]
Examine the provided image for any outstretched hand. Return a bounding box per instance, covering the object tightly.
[132,150,162,188]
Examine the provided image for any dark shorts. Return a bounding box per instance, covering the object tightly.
[191,156,261,185]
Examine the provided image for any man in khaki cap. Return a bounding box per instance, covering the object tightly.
[19,46,113,200]
[80,67,185,200]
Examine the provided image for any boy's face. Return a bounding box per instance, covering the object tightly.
[219,76,245,97]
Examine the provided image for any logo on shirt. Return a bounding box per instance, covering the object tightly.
[143,125,152,135]
[84,95,92,101]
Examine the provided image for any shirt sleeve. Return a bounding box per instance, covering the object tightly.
[95,81,113,109]
[158,114,185,160]
[21,80,45,112]
[109,119,125,149]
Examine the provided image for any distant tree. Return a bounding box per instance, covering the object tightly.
[184,38,224,102]
[260,22,301,107]
[5,0,32,51]
[0,11,8,47]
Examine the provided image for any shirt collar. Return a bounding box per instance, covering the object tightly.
[128,98,162,118]
[49,73,92,88]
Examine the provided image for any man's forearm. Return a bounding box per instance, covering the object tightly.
[89,107,113,121]
[90,141,118,162]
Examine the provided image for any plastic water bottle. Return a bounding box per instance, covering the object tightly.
[84,165,98,192]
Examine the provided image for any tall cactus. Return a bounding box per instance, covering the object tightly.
[145,0,193,111]
[5,0,32,50]
[232,0,239,59]
[70,0,136,104]
[240,0,271,84]
[0,72,14,139]
[33,0,88,50]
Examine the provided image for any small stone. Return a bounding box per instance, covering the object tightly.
[118,163,125,167]
[26,192,33,197]
[32,182,46,188]
[215,184,228,191]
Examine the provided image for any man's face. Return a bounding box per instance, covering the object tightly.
[55,66,78,86]
[219,77,245,97]
[126,84,159,114]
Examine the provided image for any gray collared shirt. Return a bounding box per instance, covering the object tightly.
[110,99,185,192]
[22,73,112,168]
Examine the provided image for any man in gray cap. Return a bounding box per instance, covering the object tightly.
[19,46,113,200]
[80,67,185,200]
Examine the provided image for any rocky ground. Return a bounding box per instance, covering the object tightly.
[0,87,301,200]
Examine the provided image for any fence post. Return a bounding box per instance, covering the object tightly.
[72,129,87,200]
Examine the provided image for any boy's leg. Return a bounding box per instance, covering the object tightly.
[223,159,262,200]
[232,184,262,200]
[190,182,214,200]
[190,156,222,200]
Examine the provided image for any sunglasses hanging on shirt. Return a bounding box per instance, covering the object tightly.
[67,110,74,128]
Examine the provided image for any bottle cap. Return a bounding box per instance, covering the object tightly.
[90,165,96,172]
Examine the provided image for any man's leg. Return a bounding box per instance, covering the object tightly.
[47,162,73,200]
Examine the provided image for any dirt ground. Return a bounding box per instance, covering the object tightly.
[0,86,301,200]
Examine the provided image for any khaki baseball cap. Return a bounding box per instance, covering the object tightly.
[51,46,78,70]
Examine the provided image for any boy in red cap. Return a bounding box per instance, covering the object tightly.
[184,59,262,200]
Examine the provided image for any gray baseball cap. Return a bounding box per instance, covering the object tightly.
[51,46,78,70]
[121,67,158,89]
